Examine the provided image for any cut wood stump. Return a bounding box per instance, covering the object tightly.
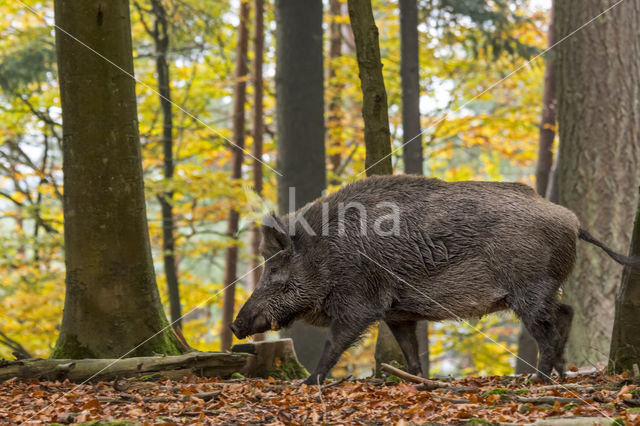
[233,338,308,380]
[0,351,250,382]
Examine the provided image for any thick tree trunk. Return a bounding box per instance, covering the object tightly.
[51,0,183,358]
[221,0,250,351]
[249,0,266,342]
[399,0,423,176]
[555,0,640,366]
[275,0,328,370]
[348,0,404,374]
[150,0,182,330]
[327,0,344,183]
[609,189,640,373]
[399,0,428,376]
[516,0,557,375]
[347,0,393,176]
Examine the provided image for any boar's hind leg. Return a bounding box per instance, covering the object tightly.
[386,321,422,376]
[513,298,570,383]
[553,304,573,378]
[303,318,375,386]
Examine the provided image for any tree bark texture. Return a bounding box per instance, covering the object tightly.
[275,0,328,370]
[250,0,266,342]
[221,0,250,352]
[347,0,393,176]
[516,0,557,375]
[609,188,640,373]
[0,352,250,382]
[150,0,182,330]
[555,0,640,366]
[399,0,423,176]
[52,0,183,358]
[328,0,344,183]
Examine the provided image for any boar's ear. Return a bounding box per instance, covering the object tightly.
[261,213,291,257]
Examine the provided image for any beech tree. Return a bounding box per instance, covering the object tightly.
[221,0,250,351]
[555,0,640,365]
[609,191,640,373]
[275,0,328,369]
[52,0,184,358]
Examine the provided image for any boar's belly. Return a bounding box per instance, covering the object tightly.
[388,285,509,322]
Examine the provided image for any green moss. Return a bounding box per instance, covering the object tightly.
[483,387,509,396]
[467,419,492,425]
[50,334,97,359]
[231,372,245,379]
[612,417,625,426]
[385,374,404,384]
[264,357,309,380]
[515,389,530,395]
[519,405,531,414]
[626,407,640,413]
[565,403,578,410]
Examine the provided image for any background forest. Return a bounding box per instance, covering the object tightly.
[0,0,637,384]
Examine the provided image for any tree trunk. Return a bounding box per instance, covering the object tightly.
[221,0,250,351]
[516,0,557,375]
[399,0,428,376]
[275,0,328,371]
[149,0,182,331]
[348,0,404,374]
[555,0,640,366]
[347,0,393,176]
[399,0,423,176]
[51,0,183,358]
[327,0,344,183]
[608,188,640,373]
[249,0,266,342]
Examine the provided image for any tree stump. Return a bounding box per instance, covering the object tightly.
[233,338,308,380]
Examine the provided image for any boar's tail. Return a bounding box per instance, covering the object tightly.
[578,228,640,267]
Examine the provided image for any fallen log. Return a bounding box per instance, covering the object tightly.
[380,363,453,390]
[0,351,250,382]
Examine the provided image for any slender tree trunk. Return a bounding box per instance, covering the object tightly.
[516,0,557,375]
[399,0,422,176]
[149,0,182,331]
[221,0,250,351]
[555,0,640,366]
[275,0,328,370]
[249,0,266,342]
[347,0,393,176]
[52,0,183,358]
[348,0,403,374]
[609,188,640,373]
[327,0,344,183]
[399,0,428,376]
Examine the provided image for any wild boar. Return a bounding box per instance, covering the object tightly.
[230,175,639,384]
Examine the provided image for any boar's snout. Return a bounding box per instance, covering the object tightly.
[230,311,273,339]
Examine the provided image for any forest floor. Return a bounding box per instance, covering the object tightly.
[1,370,639,425]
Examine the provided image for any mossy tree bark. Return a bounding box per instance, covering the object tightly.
[555,0,640,365]
[609,189,640,373]
[275,0,328,371]
[347,0,393,176]
[516,0,557,375]
[52,0,183,358]
[348,0,404,374]
[221,0,250,351]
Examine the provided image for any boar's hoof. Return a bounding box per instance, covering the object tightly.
[531,373,551,384]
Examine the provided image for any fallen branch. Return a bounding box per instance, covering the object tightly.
[514,395,586,405]
[97,390,221,404]
[322,375,352,390]
[380,363,452,390]
[0,352,250,382]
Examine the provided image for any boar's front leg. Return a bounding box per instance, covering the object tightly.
[303,318,374,386]
[386,321,422,376]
